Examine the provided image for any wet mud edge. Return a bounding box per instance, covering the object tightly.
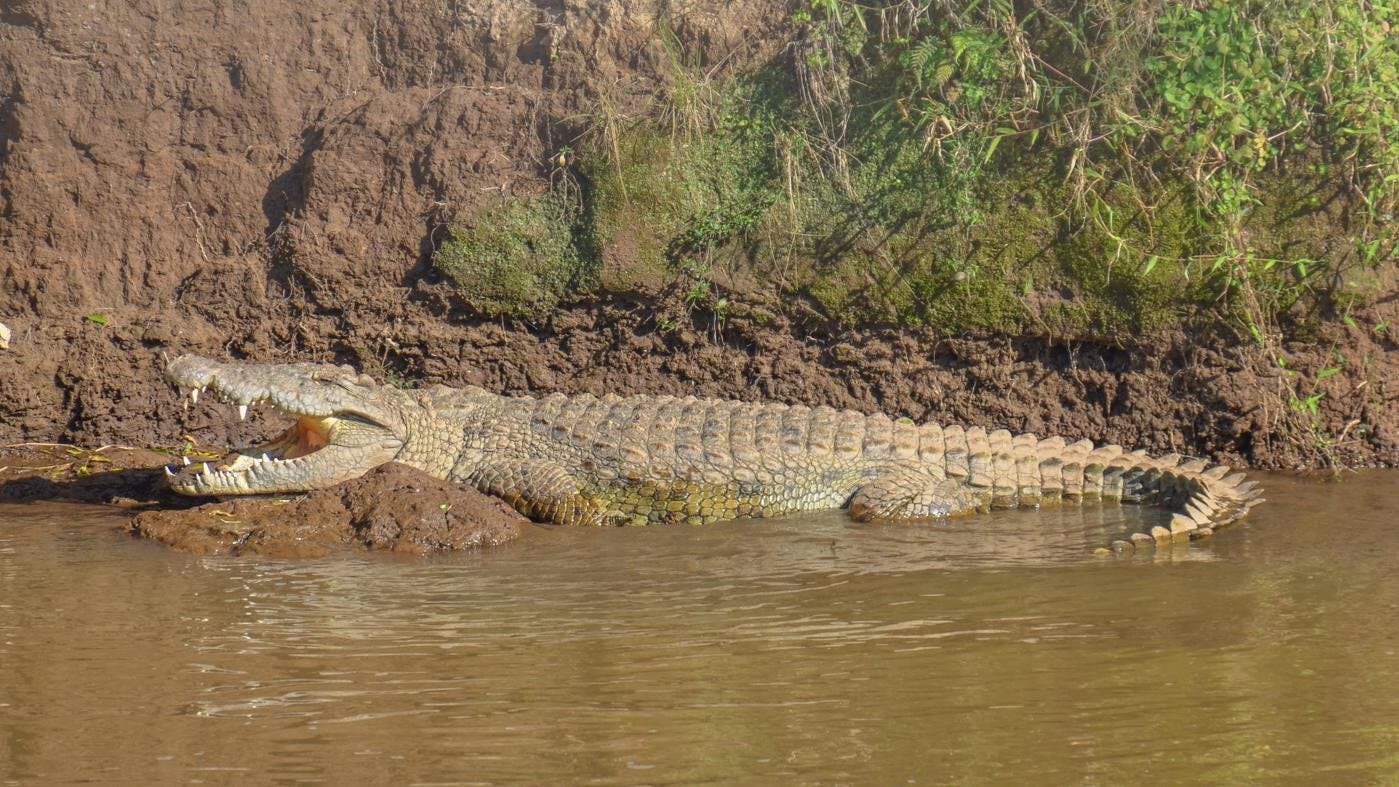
[0,447,523,557]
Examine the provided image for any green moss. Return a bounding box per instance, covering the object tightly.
[432,194,586,318]
[577,132,686,287]
[575,81,780,293]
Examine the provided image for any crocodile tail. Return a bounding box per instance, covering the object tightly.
[1042,439,1265,539]
[917,425,1265,537]
[1128,456,1265,539]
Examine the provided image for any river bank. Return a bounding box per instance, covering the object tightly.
[1,1,1394,470]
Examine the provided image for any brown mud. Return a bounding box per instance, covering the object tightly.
[129,463,523,557]
[0,0,1394,497]
[0,443,175,507]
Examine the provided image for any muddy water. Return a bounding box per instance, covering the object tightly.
[2,473,1396,783]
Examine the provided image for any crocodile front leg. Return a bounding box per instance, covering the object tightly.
[469,459,611,526]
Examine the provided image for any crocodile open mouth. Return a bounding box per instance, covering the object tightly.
[164,355,403,496]
[167,414,322,492]
[167,410,397,495]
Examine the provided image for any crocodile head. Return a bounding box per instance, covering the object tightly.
[164,355,413,495]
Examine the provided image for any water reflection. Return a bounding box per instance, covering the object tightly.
[0,473,1396,783]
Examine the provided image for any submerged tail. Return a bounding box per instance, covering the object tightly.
[1019,435,1265,543]
[918,426,1264,543]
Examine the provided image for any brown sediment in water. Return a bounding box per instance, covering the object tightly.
[4,473,1398,783]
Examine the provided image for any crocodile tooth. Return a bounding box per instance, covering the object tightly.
[189,387,200,404]
[201,462,211,476]
[238,404,248,420]
[261,453,271,463]
[182,455,191,466]
[164,466,175,476]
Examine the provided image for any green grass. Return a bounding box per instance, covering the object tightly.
[433,0,1397,336]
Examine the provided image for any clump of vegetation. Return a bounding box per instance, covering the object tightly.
[432,194,588,318]
[436,0,1397,338]
[571,70,781,295]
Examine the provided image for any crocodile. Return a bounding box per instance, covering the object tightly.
[163,355,1263,544]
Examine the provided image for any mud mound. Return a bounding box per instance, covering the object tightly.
[129,463,525,557]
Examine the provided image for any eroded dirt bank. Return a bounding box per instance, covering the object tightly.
[0,0,1394,471]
